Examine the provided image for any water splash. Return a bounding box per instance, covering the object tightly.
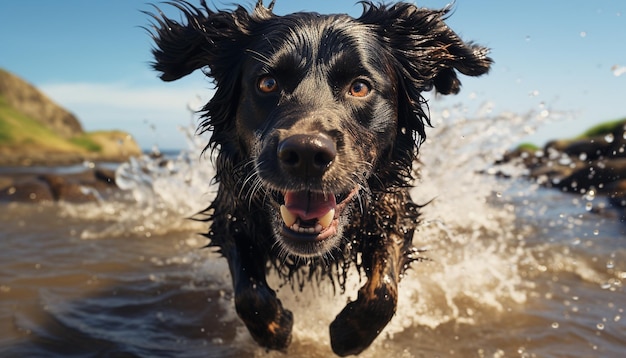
[612,64,626,77]
[387,107,547,328]
[115,124,214,215]
[60,124,213,240]
[55,100,625,356]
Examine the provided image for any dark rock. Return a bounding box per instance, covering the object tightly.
[497,147,544,169]
[554,158,626,193]
[607,124,626,158]
[38,174,97,203]
[498,123,626,217]
[0,176,13,191]
[94,168,117,186]
[0,177,54,202]
[554,138,612,161]
[606,180,626,207]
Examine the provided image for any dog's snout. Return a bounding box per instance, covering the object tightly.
[277,134,337,177]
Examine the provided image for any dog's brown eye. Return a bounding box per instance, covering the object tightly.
[258,76,278,93]
[349,81,370,97]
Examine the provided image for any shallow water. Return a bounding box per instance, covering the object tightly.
[1,108,625,357]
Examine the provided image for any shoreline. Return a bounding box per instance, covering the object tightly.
[0,148,184,203]
[0,161,122,203]
[0,151,139,168]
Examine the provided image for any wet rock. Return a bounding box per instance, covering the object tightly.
[554,158,626,193]
[39,174,98,203]
[498,119,626,214]
[0,167,121,204]
[606,180,626,207]
[0,177,54,202]
[0,176,13,191]
[497,147,544,170]
[547,138,612,161]
[94,168,117,186]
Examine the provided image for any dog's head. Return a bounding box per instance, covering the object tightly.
[150,1,492,258]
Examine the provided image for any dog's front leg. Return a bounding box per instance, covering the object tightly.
[225,241,293,351]
[329,232,405,356]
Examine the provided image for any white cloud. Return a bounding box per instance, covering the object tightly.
[37,80,215,149]
[39,80,214,112]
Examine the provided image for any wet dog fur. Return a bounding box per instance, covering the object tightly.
[148,1,491,355]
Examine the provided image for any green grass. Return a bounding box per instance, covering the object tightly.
[69,135,102,152]
[1,75,139,164]
[0,96,13,143]
[516,117,626,150]
[577,118,626,139]
[0,95,89,152]
[516,142,539,151]
[0,118,12,143]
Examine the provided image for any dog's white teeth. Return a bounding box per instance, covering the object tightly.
[281,205,334,233]
[318,208,335,229]
[280,205,297,227]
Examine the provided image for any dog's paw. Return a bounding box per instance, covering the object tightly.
[261,304,293,351]
[235,287,293,351]
[252,306,293,351]
[329,290,396,356]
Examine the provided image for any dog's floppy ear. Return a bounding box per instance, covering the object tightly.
[358,2,492,144]
[146,1,274,82]
[359,2,492,95]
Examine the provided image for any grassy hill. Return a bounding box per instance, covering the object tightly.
[0,93,141,166]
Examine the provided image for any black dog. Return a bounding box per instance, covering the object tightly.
[148,1,491,355]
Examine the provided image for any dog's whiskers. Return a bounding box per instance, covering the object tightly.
[233,159,268,208]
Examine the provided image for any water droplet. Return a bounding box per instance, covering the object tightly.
[593,229,599,236]
[615,65,626,77]
[580,31,587,38]
[578,152,588,161]
[604,133,614,143]
[558,156,572,166]
[585,202,593,211]
[596,323,604,330]
[551,322,559,329]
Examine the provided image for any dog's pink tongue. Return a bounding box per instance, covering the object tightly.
[284,191,336,221]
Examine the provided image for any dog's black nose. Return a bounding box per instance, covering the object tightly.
[277,134,336,177]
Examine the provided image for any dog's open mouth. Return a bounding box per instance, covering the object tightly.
[278,187,359,242]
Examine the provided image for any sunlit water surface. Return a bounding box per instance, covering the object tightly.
[1,105,624,357]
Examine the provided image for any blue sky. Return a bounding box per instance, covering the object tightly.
[1,1,624,150]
